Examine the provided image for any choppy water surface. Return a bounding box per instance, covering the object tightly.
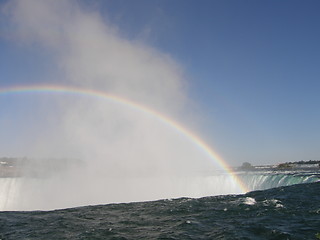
[0,182,319,240]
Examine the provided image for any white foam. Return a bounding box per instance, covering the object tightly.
[243,197,256,205]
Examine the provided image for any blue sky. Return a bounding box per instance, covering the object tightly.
[1,0,320,165]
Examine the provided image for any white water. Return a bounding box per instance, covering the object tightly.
[1,171,319,211]
[240,171,320,191]
[0,174,244,211]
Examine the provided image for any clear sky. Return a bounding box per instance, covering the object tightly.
[1,0,320,166]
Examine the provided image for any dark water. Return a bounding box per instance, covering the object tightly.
[0,182,319,240]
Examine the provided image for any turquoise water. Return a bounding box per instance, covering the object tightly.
[240,170,320,191]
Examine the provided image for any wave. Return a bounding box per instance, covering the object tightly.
[0,182,319,239]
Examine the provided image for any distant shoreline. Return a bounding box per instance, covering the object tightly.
[239,160,320,172]
[0,157,82,178]
[0,157,319,178]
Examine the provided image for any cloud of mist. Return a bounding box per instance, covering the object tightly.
[0,0,243,210]
[4,0,187,114]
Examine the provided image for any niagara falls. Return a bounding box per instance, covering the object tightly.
[0,0,319,239]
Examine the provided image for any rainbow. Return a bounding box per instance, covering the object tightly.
[0,84,249,193]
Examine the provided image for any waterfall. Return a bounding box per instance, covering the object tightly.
[0,174,245,211]
[239,171,320,191]
[0,178,22,210]
[0,171,319,211]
